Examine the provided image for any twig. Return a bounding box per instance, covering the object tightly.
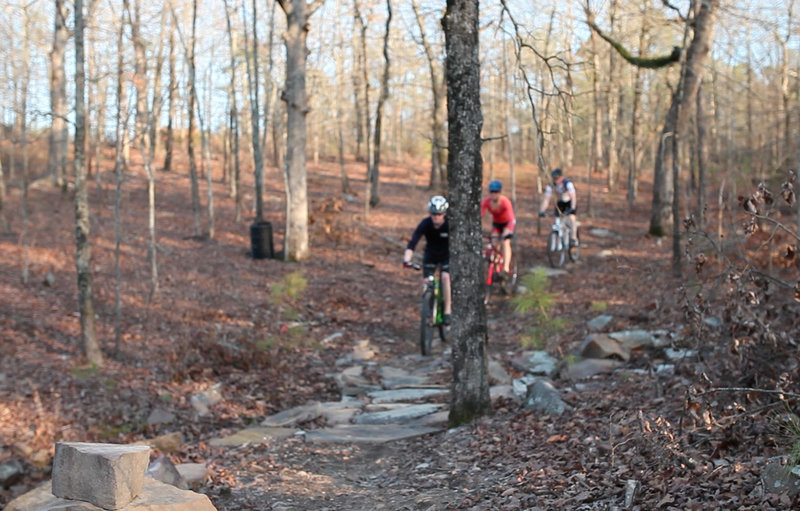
[693,387,800,400]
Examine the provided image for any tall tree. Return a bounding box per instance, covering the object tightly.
[367,0,392,208]
[187,0,202,236]
[648,0,717,236]
[127,0,159,298]
[243,0,265,223]
[74,0,103,366]
[444,0,491,426]
[48,0,69,190]
[223,0,242,221]
[412,0,447,190]
[277,0,323,261]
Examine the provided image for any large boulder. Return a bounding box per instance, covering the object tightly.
[5,478,217,511]
[52,442,151,510]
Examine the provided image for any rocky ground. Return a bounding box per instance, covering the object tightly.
[1,150,799,510]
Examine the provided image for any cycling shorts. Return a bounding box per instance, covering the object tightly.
[492,221,515,240]
[422,255,450,278]
[556,201,576,217]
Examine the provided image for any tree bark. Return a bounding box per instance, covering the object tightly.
[48,0,69,190]
[224,0,242,221]
[412,0,446,190]
[649,0,717,237]
[368,0,392,208]
[443,0,491,426]
[278,0,321,261]
[243,0,265,223]
[187,0,202,235]
[74,0,103,366]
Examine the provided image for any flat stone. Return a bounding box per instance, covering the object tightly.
[139,432,182,453]
[608,330,655,349]
[406,410,450,427]
[381,376,431,389]
[146,408,176,426]
[175,463,207,490]
[586,315,613,331]
[367,388,449,403]
[305,424,442,444]
[0,459,24,488]
[560,359,623,380]
[147,455,188,490]
[209,427,296,447]
[261,402,323,427]
[488,359,511,385]
[579,334,630,361]
[6,478,217,511]
[52,442,151,510]
[512,351,559,378]
[354,404,443,425]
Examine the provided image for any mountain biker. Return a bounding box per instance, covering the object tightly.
[539,168,578,246]
[480,180,516,276]
[403,195,451,326]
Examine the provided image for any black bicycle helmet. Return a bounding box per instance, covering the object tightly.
[551,168,563,179]
[488,180,502,192]
[428,195,449,214]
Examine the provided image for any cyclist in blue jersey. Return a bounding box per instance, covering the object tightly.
[403,195,451,325]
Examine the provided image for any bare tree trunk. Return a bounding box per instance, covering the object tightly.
[200,67,215,239]
[334,0,351,194]
[605,0,619,189]
[16,8,33,284]
[163,20,176,172]
[243,0,265,223]
[412,0,446,190]
[128,0,159,298]
[628,18,648,209]
[187,0,202,235]
[443,0,490,427]
[112,11,127,357]
[367,0,392,208]
[649,0,717,237]
[224,0,242,221]
[0,152,6,232]
[277,0,321,261]
[590,31,603,178]
[74,0,103,366]
[696,80,708,228]
[502,37,516,205]
[353,0,373,219]
[48,0,69,190]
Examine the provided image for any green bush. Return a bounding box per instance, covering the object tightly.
[511,269,565,349]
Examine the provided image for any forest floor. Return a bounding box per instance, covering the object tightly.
[1,146,799,510]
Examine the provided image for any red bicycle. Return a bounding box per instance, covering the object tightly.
[483,233,518,304]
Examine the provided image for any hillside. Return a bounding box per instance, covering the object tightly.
[1,149,798,510]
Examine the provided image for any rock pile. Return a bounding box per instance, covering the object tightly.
[5,442,216,511]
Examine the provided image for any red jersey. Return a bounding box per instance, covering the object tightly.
[481,195,515,225]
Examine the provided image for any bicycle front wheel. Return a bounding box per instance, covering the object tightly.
[500,256,519,295]
[568,227,581,263]
[547,231,566,268]
[483,257,495,304]
[419,290,435,356]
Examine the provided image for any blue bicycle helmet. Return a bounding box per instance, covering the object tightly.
[551,168,563,179]
[488,180,502,192]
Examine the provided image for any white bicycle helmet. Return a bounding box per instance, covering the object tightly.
[428,195,449,214]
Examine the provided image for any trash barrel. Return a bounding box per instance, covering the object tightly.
[250,221,274,259]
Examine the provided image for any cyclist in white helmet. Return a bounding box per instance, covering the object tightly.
[403,195,451,325]
[539,168,578,246]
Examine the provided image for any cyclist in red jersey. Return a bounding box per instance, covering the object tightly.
[481,180,516,276]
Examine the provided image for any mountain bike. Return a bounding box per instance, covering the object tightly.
[545,213,580,268]
[407,263,447,356]
[483,233,518,304]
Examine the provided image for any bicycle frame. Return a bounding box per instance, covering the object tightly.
[408,263,447,355]
[546,214,579,268]
[483,233,518,303]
